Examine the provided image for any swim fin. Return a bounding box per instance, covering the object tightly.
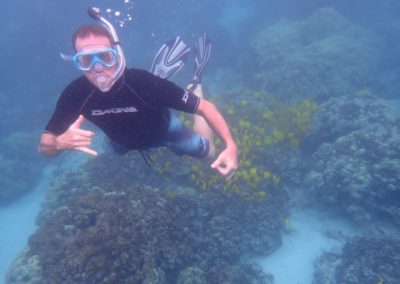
[150,36,191,79]
[192,33,211,84]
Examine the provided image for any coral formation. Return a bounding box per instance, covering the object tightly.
[313,236,400,283]
[245,7,380,102]
[6,247,42,284]
[303,94,400,226]
[6,150,285,283]
[158,91,318,201]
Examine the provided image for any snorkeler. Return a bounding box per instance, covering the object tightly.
[39,7,238,179]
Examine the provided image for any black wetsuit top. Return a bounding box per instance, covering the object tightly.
[45,68,200,150]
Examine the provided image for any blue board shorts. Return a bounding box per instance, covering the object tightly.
[110,113,209,159]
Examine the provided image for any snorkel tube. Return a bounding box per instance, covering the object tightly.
[88,7,126,90]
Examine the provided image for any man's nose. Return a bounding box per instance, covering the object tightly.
[94,62,105,72]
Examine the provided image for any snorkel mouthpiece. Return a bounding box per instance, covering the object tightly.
[96,75,109,92]
[88,7,126,84]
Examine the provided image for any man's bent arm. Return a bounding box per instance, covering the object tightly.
[196,98,236,151]
[196,98,238,179]
[39,115,97,157]
[39,133,63,156]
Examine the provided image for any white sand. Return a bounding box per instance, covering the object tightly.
[0,166,53,283]
[252,208,360,284]
[0,151,91,284]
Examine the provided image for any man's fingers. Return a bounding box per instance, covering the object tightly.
[71,115,85,129]
[211,155,237,181]
[211,160,235,176]
[217,166,230,175]
[70,135,93,144]
[72,140,93,147]
[215,166,236,180]
[211,158,222,169]
[74,146,98,156]
[75,128,95,138]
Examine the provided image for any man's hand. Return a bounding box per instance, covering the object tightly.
[211,146,238,180]
[56,115,97,156]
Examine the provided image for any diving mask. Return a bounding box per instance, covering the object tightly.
[73,48,118,71]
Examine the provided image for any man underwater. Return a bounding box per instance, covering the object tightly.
[39,8,238,179]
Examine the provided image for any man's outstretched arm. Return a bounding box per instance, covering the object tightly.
[196,98,238,180]
[39,115,97,157]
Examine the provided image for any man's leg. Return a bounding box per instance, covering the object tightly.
[191,84,216,159]
[162,112,210,159]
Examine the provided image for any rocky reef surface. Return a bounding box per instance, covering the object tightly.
[303,94,400,226]
[296,94,400,283]
[246,7,379,102]
[6,151,288,284]
[313,236,400,284]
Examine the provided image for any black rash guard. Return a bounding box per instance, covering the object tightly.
[45,68,200,150]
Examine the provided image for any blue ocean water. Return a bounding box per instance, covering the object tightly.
[1,0,400,283]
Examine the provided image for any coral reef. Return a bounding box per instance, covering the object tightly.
[6,247,42,284]
[303,94,400,225]
[245,7,379,102]
[6,150,285,283]
[313,236,400,284]
[164,91,318,201]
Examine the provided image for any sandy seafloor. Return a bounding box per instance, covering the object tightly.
[0,167,49,283]
[248,209,361,284]
[0,152,90,284]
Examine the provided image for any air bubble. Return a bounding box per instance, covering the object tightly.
[101,0,135,29]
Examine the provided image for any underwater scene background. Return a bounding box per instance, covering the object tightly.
[1,0,400,283]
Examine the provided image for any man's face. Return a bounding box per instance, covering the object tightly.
[75,34,118,92]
